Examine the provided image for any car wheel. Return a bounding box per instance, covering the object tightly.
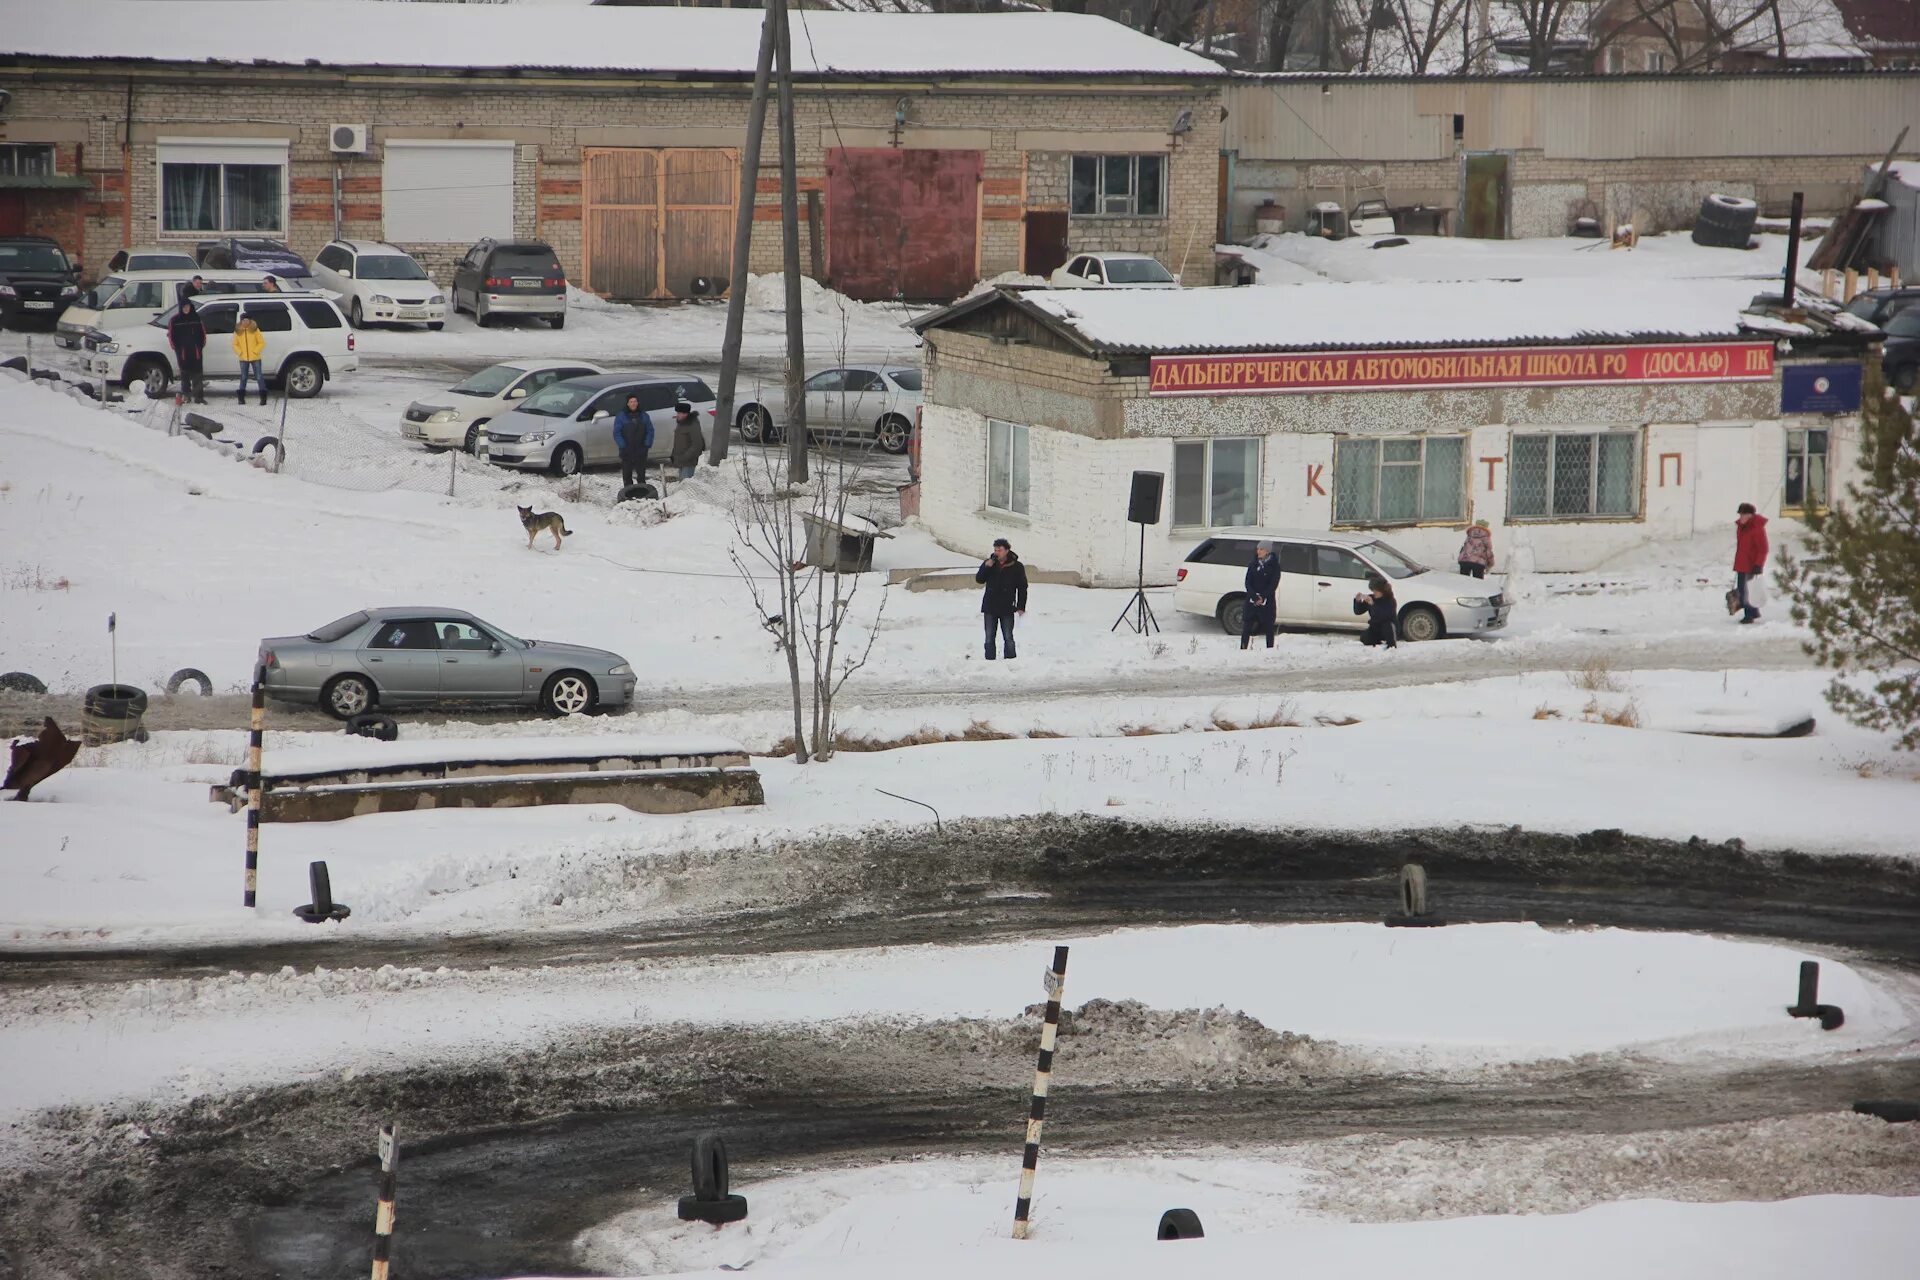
[126,358,170,397]
[282,358,325,399]
[541,671,596,717]
[550,313,566,330]
[1217,595,1246,636]
[464,420,488,454]
[476,299,493,328]
[349,298,364,329]
[875,414,912,455]
[551,442,584,477]
[428,321,444,331]
[738,404,769,443]
[322,674,376,721]
[1399,604,1444,643]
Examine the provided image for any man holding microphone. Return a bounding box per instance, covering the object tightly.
[975,537,1029,660]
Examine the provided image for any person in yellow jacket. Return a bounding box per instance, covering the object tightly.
[233,315,267,406]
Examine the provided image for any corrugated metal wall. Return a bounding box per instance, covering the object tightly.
[1224,76,1920,161]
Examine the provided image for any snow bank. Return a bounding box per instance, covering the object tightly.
[1232,230,1796,287]
[265,733,748,776]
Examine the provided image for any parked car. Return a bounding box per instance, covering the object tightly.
[401,359,606,453]
[1846,286,1920,329]
[56,267,278,350]
[311,239,447,329]
[1047,252,1179,289]
[1173,529,1511,642]
[82,291,356,398]
[735,365,922,454]
[450,238,567,328]
[195,238,319,289]
[104,246,200,275]
[1881,308,1920,392]
[484,372,716,476]
[259,607,636,719]
[0,235,83,329]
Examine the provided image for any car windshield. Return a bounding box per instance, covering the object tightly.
[1105,258,1174,283]
[1885,311,1920,337]
[131,253,198,271]
[519,382,598,417]
[357,255,428,281]
[1359,541,1426,579]
[449,364,526,397]
[307,611,370,642]
[0,243,72,273]
[887,368,923,391]
[91,277,126,306]
[492,249,560,274]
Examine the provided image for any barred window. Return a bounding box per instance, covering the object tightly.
[1332,436,1466,525]
[1070,155,1166,218]
[1509,431,1640,521]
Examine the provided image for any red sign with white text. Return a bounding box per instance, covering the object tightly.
[1147,342,1776,396]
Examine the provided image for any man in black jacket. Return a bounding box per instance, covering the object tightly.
[975,537,1029,660]
[1241,540,1280,650]
[167,300,208,404]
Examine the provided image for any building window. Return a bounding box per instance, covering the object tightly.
[1646,50,1669,72]
[1173,438,1261,528]
[1784,428,1828,512]
[0,145,55,178]
[1332,436,1466,525]
[158,141,287,235]
[987,418,1030,515]
[1602,46,1624,73]
[1509,431,1641,521]
[1070,154,1166,218]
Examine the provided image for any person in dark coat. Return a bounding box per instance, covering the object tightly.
[1353,573,1398,649]
[669,401,703,479]
[167,300,208,404]
[1240,540,1281,650]
[1733,502,1770,624]
[612,394,653,491]
[975,537,1029,660]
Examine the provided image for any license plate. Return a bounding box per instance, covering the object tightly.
[398,310,426,319]
[401,423,423,439]
[23,301,54,310]
[511,277,541,287]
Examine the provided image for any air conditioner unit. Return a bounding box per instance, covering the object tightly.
[329,124,369,155]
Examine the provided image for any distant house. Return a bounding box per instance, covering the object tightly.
[1576,0,1917,74]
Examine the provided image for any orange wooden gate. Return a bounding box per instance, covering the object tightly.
[582,147,738,300]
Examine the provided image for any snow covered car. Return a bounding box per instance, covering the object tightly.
[83,292,356,398]
[1173,530,1511,642]
[401,359,606,454]
[195,237,320,290]
[259,607,636,719]
[312,239,447,329]
[1046,252,1179,289]
[484,371,717,476]
[735,364,922,454]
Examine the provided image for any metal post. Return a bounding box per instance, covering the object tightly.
[1781,191,1804,308]
[773,0,808,483]
[1012,945,1069,1240]
[371,1123,398,1280]
[244,666,264,908]
[712,7,777,466]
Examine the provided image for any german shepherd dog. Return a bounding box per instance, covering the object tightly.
[517,505,572,550]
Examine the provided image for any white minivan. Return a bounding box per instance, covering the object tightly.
[83,292,357,398]
[57,268,278,350]
[1173,529,1511,642]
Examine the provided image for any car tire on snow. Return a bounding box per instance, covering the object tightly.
[165,667,213,697]
[0,671,49,695]
[1216,594,1247,636]
[1157,1209,1204,1240]
[677,1194,748,1225]
[1399,605,1444,643]
[691,1133,730,1201]
[345,712,399,742]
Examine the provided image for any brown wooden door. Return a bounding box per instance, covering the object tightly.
[0,194,26,236]
[1022,210,1069,278]
[583,147,737,300]
[825,148,982,303]
[1463,153,1509,240]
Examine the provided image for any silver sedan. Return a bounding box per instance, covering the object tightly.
[736,365,921,454]
[258,607,636,719]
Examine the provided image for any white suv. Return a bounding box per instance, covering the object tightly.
[311,240,446,329]
[1173,529,1511,642]
[83,293,357,398]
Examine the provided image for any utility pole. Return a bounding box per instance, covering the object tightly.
[773,0,808,482]
[711,7,777,465]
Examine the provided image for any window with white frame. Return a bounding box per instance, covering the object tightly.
[986,419,1030,515]
[0,145,55,178]
[158,140,287,235]
[1784,427,1828,512]
[1070,154,1166,218]
[1508,430,1641,521]
[1646,50,1670,72]
[1332,436,1466,525]
[1172,437,1260,529]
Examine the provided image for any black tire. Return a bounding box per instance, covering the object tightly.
[164,667,212,697]
[1399,605,1444,643]
[1852,1100,1920,1123]
[1217,594,1247,637]
[349,299,364,329]
[281,357,325,399]
[550,313,566,330]
[876,414,912,455]
[252,436,284,470]
[738,404,769,444]
[464,420,488,454]
[476,302,493,328]
[0,671,48,695]
[677,1194,748,1225]
[1400,863,1428,917]
[428,321,444,332]
[346,712,399,741]
[551,442,584,478]
[541,671,596,717]
[322,674,376,721]
[691,1133,730,1200]
[1816,1004,1845,1031]
[84,683,149,721]
[617,482,660,502]
[1157,1209,1204,1241]
[126,358,171,398]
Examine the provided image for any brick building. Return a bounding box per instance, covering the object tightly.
[0,2,1225,299]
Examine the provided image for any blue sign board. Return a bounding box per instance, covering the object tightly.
[1781,364,1863,415]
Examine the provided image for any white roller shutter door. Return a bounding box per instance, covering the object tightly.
[383,140,515,244]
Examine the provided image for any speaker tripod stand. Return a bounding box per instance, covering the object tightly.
[1111,519,1160,635]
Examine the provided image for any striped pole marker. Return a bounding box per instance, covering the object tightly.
[371,1123,398,1280]
[1012,944,1068,1241]
[243,667,265,908]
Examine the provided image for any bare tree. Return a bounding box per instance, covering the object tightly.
[1500,0,1600,70]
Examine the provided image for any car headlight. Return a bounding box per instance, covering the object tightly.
[61,285,79,296]
[525,431,554,443]
[426,408,457,424]
[371,294,394,306]
[607,663,632,676]
[99,341,122,354]
[430,294,445,305]
[0,285,15,297]
[1455,596,1491,608]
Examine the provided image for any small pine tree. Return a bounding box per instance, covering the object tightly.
[1780,362,1920,749]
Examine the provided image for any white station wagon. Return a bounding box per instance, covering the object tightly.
[1173,529,1511,642]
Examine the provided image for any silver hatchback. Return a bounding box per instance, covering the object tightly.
[259,607,636,718]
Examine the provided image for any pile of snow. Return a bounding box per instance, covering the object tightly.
[964,271,1048,299]
[1226,231,1794,287]
[745,272,871,318]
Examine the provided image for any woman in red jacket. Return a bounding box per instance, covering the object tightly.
[1733,502,1769,624]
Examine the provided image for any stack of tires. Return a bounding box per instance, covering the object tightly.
[1692,194,1759,250]
[83,684,150,745]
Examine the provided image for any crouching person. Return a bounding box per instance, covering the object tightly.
[1353,574,1398,649]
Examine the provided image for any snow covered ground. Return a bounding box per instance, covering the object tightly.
[1221,230,1800,287]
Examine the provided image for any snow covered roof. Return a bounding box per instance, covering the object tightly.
[5,1,1227,79]
[918,278,1820,356]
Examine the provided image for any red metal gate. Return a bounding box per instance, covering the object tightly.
[825,148,981,303]
[0,194,26,236]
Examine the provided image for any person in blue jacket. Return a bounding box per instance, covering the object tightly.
[613,393,653,491]
[1240,540,1280,650]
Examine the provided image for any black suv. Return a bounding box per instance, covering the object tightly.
[0,235,83,329]
[1845,287,1920,329]
[450,238,567,329]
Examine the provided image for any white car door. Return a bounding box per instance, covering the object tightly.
[1309,544,1374,627]
[803,369,844,435]
[239,298,296,380]
[1274,543,1316,626]
[195,302,241,378]
[841,368,887,436]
